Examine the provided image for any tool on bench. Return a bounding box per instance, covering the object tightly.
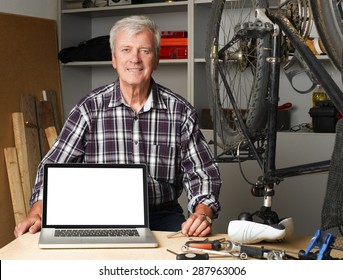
[182,238,292,260]
[166,230,188,238]
[183,238,226,250]
[226,241,288,260]
[298,229,340,260]
[181,245,242,259]
[181,238,244,259]
[166,249,209,260]
[226,230,343,260]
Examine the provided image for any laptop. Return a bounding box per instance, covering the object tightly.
[38,163,158,249]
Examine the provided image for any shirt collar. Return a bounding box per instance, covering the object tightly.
[109,78,167,111]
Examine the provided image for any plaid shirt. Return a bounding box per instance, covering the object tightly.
[31,79,221,216]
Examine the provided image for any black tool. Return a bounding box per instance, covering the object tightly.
[166,249,209,260]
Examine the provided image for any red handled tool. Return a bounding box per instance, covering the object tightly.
[277,102,293,110]
[184,238,226,251]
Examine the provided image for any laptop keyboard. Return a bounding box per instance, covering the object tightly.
[54,229,139,237]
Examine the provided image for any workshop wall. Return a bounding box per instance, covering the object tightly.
[0,0,58,20]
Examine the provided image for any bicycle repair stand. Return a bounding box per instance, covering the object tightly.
[232,7,343,242]
[299,230,336,260]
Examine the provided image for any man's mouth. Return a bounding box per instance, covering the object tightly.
[127,68,142,72]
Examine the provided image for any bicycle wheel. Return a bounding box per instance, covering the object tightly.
[310,0,343,71]
[206,0,270,152]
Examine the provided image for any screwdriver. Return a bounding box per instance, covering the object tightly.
[184,238,225,250]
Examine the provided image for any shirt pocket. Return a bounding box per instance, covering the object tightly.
[147,144,177,182]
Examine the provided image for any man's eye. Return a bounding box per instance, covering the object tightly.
[141,49,150,54]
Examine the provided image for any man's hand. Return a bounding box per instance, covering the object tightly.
[181,204,213,237]
[14,201,42,238]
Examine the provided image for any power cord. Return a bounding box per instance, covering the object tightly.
[236,140,262,188]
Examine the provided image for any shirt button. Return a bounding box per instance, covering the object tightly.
[134,141,138,145]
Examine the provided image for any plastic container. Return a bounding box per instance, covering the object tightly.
[309,100,337,133]
[312,84,328,107]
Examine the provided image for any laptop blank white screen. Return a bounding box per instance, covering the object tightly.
[45,166,145,226]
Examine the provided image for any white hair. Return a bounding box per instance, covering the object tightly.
[109,15,161,57]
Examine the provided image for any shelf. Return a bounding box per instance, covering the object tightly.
[158,59,188,64]
[195,58,206,63]
[194,0,212,6]
[62,59,188,67]
[62,61,112,67]
[61,1,188,17]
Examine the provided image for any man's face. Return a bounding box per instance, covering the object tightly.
[112,28,159,88]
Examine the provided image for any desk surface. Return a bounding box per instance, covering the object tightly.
[0,231,332,260]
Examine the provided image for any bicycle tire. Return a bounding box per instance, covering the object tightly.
[310,0,343,71]
[205,0,270,151]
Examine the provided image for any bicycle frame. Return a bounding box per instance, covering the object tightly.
[266,8,343,179]
[211,6,343,218]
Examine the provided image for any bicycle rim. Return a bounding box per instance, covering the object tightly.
[310,0,343,71]
[205,0,270,152]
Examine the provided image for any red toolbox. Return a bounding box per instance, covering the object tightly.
[160,32,188,59]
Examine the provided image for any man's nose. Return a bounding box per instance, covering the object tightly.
[130,50,141,62]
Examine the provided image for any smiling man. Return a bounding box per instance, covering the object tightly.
[14,15,221,238]
[111,20,159,113]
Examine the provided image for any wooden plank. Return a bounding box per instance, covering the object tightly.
[4,147,27,223]
[20,93,42,178]
[20,94,38,128]
[12,112,32,214]
[37,100,55,157]
[42,90,62,134]
[45,126,58,148]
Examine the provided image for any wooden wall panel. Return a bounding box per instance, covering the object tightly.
[0,13,62,247]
